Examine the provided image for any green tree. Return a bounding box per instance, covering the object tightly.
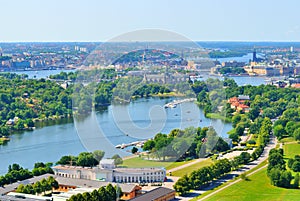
[131,147,138,154]
[294,127,300,141]
[273,125,286,140]
[293,173,299,189]
[93,150,105,162]
[112,154,123,166]
[173,174,191,196]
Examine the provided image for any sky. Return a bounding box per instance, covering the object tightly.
[0,0,300,42]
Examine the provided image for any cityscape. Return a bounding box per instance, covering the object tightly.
[0,1,300,201]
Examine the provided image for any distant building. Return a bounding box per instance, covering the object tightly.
[228,95,250,113]
[52,159,166,184]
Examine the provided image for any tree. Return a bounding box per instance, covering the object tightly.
[106,184,117,201]
[293,173,299,189]
[82,192,92,201]
[292,161,300,172]
[34,162,45,169]
[93,150,105,162]
[143,140,155,151]
[98,186,108,201]
[112,154,123,166]
[173,174,191,196]
[273,125,286,140]
[77,152,98,167]
[131,147,138,154]
[48,176,59,190]
[294,127,300,141]
[33,181,42,195]
[57,155,75,165]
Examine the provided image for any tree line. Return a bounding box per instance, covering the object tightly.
[16,176,59,195]
[267,148,299,188]
[0,163,53,187]
[57,150,123,167]
[142,127,230,161]
[173,152,251,195]
[67,183,122,201]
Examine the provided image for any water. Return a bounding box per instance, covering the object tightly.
[0,97,232,175]
[12,69,266,86]
[0,61,266,175]
[216,52,264,63]
[13,69,75,79]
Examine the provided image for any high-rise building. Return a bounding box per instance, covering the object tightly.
[253,49,257,62]
[0,47,3,57]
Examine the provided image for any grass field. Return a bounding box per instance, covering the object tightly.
[171,159,213,177]
[283,142,300,159]
[202,167,300,201]
[122,156,194,170]
[195,140,300,201]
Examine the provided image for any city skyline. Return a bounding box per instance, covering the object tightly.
[0,0,300,42]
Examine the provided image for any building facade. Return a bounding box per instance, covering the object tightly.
[52,159,166,184]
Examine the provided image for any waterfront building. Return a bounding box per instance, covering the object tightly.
[52,159,166,184]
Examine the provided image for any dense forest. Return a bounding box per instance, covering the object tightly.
[0,73,72,136]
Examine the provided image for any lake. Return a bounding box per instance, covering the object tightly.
[0,97,232,175]
[0,67,266,175]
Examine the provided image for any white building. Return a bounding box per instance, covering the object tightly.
[52,159,166,184]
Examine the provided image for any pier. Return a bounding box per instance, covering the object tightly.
[115,140,146,149]
[164,98,196,109]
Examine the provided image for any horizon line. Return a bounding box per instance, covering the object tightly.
[1,40,300,43]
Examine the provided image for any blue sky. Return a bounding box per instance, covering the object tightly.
[0,0,300,42]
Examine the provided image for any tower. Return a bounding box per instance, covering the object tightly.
[0,47,3,57]
[253,48,257,62]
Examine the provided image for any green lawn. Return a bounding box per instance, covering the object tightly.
[283,142,300,159]
[202,167,300,201]
[193,141,300,201]
[206,113,231,122]
[280,137,295,143]
[171,159,213,177]
[122,156,194,170]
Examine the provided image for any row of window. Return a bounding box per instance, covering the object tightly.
[114,176,164,183]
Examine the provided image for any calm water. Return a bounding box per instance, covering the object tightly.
[0,97,232,175]
[0,69,265,175]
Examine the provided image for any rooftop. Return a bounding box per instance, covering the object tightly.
[129,187,175,201]
[55,176,138,193]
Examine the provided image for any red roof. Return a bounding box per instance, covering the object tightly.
[292,83,300,88]
[238,104,249,108]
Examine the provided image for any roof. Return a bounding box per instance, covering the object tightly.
[52,165,94,171]
[54,176,138,193]
[238,104,250,108]
[0,195,43,201]
[0,174,54,195]
[129,187,175,201]
[100,159,115,165]
[292,83,300,88]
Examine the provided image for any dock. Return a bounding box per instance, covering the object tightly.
[164,98,196,108]
[115,140,146,149]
